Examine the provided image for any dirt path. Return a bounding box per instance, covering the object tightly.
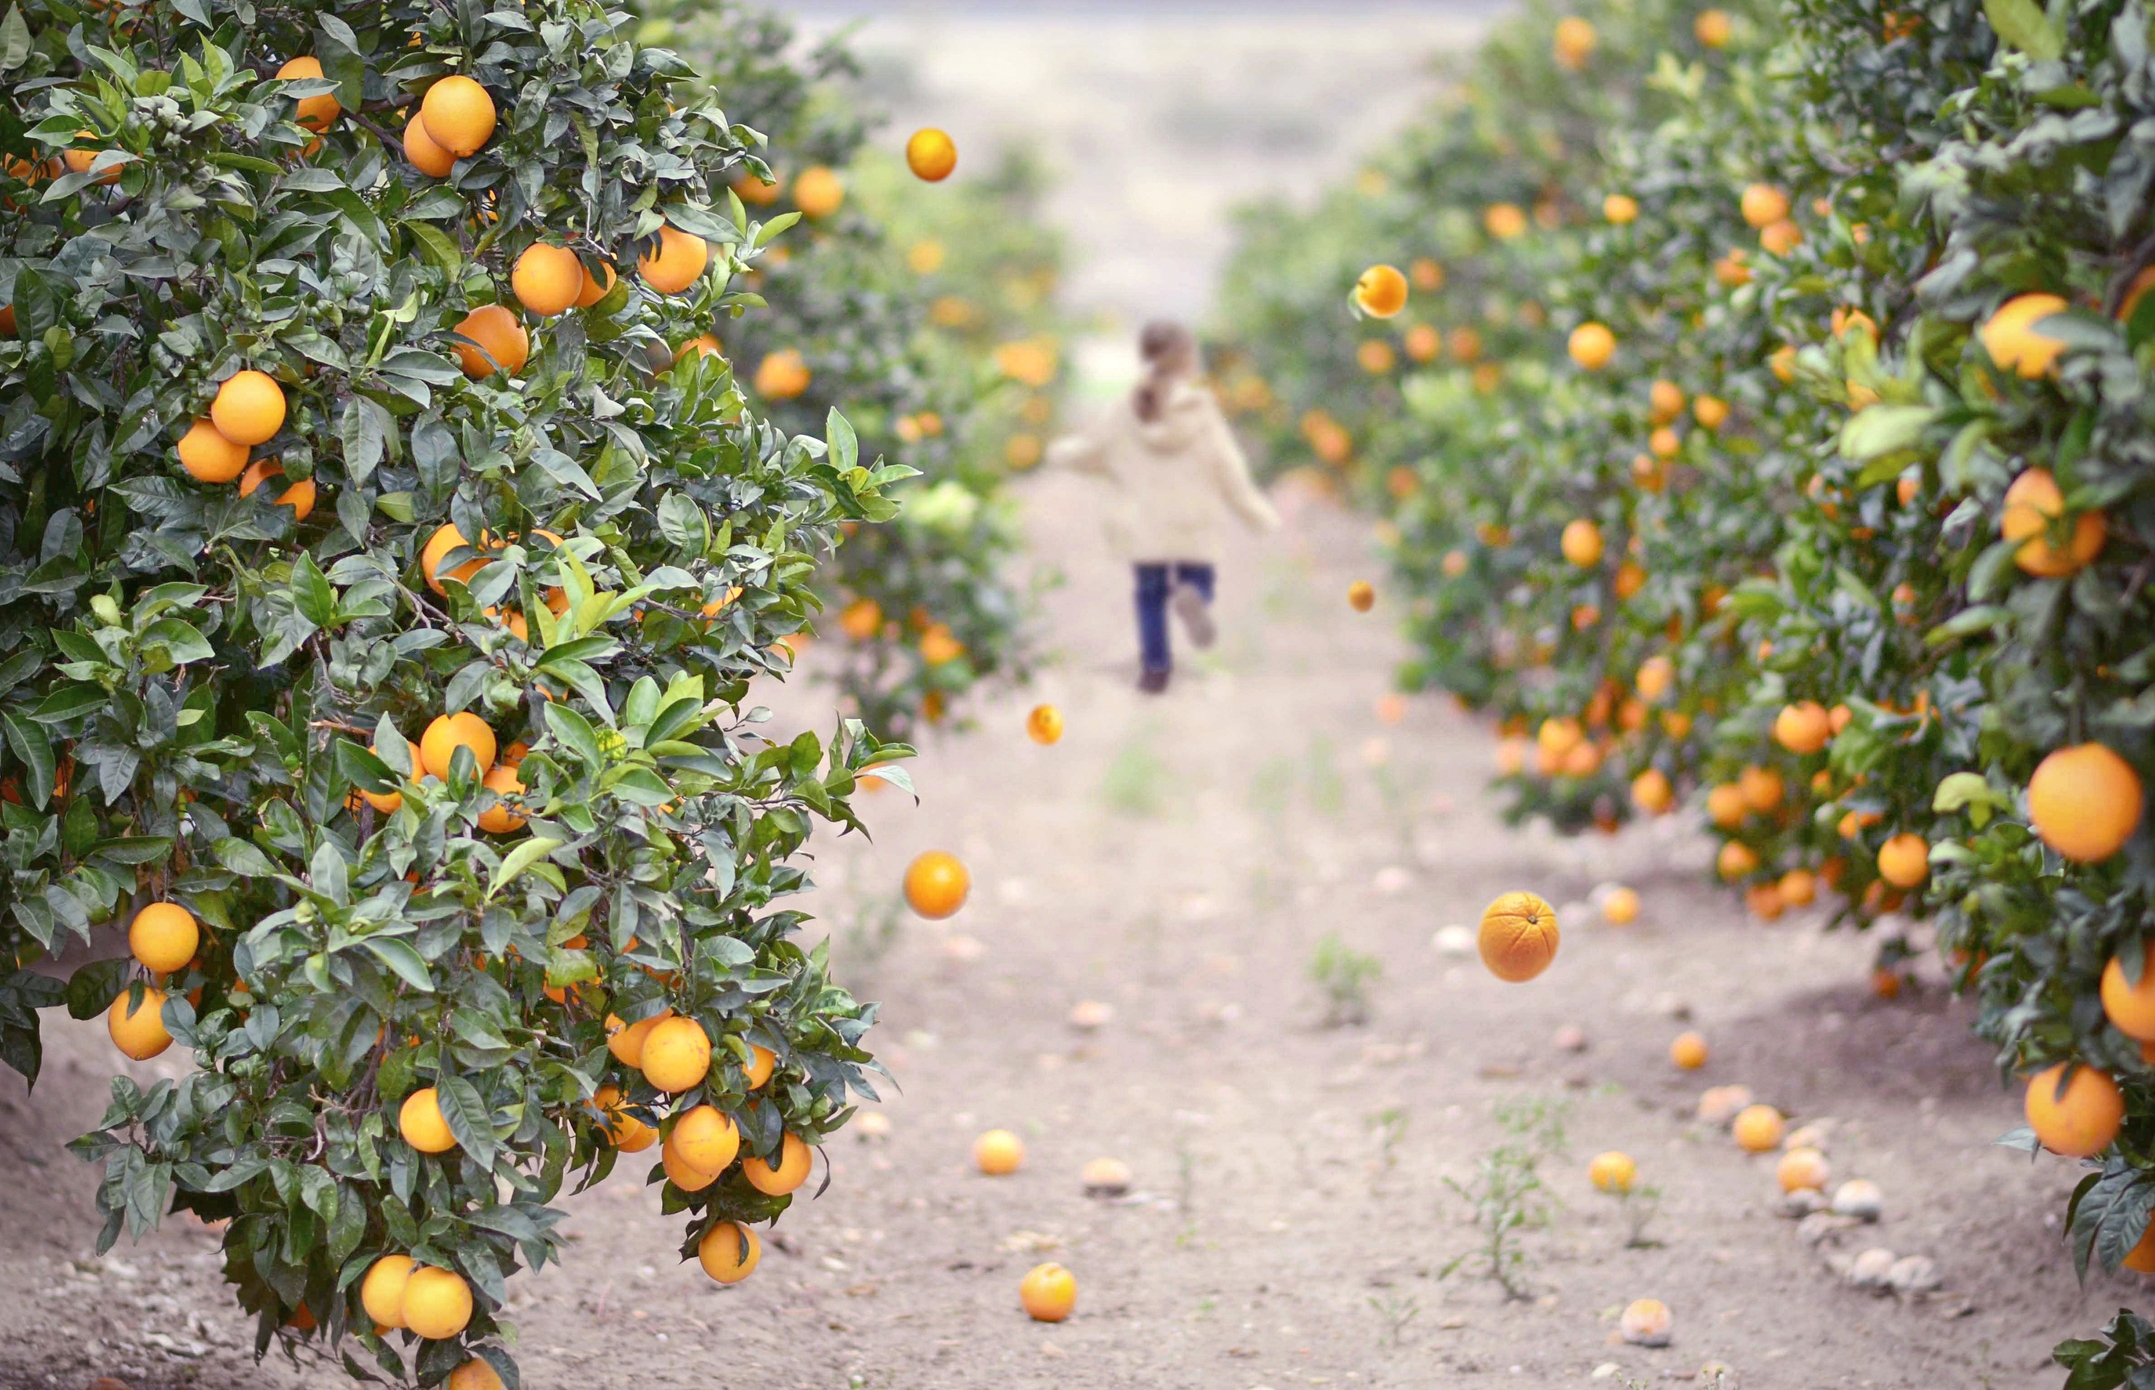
[0,470,2138,1390]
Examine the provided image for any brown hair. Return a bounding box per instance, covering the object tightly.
[1132,321,1198,423]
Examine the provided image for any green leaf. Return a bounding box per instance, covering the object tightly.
[361,939,435,992]
[433,1074,496,1168]
[487,837,564,901]
[1985,0,2063,59]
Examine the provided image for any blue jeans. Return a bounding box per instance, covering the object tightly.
[1135,562,1214,673]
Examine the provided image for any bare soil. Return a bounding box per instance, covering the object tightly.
[0,472,2135,1390]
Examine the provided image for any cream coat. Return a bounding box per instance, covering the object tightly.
[1045,380,1281,562]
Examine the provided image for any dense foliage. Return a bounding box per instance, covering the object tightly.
[1216,0,2155,1372]
[645,0,1065,738]
[0,0,1023,1379]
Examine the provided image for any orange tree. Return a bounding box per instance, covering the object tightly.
[0,0,918,1381]
[645,0,1061,738]
[1220,0,2155,1371]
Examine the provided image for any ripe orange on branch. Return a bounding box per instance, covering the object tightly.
[512,243,585,316]
[108,987,171,1059]
[2024,1062,2123,1157]
[1353,264,1409,319]
[129,902,198,975]
[419,76,496,157]
[2028,743,2142,861]
[209,370,285,446]
[638,225,709,295]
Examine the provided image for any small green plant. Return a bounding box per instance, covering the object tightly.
[1613,1182,1663,1249]
[1309,933,1381,1026]
[838,892,906,985]
[1305,734,1346,817]
[1367,1291,1422,1347]
[1102,721,1171,817]
[1439,1095,1570,1300]
[1369,1106,1410,1186]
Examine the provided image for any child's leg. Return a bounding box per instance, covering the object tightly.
[1169,562,1217,648]
[1134,563,1173,685]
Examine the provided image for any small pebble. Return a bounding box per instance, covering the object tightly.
[1552,1025,1589,1052]
[1888,1254,1941,1295]
[854,1112,891,1140]
[1434,925,1476,958]
[1832,1179,1883,1222]
[1849,1247,1897,1290]
[1067,1000,1114,1031]
[1080,1157,1132,1198]
[1651,992,1693,1020]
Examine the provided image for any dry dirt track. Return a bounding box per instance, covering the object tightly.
[0,469,2141,1390]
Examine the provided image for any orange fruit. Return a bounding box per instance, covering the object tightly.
[1669,1031,1708,1070]
[1779,868,1817,907]
[593,1084,655,1151]
[130,902,199,974]
[210,370,285,446]
[1019,1262,1076,1322]
[743,1131,813,1195]
[420,76,495,157]
[1777,1146,1829,1193]
[1636,656,1674,702]
[904,850,969,919]
[974,1128,1024,1175]
[2100,950,2155,1041]
[1732,1104,1783,1152]
[1477,891,1559,983]
[674,333,723,364]
[641,1016,712,1093]
[238,459,315,520]
[792,165,845,219]
[754,348,811,399]
[1876,833,1929,889]
[1774,701,1832,754]
[743,1042,776,1090]
[1706,783,1747,829]
[604,1009,668,1067]
[1347,580,1376,612]
[1537,717,1583,757]
[1602,887,1639,925]
[420,522,489,595]
[2028,743,2142,862]
[419,711,496,781]
[1648,378,1684,423]
[2024,1062,2124,1157]
[108,987,172,1059]
[2001,468,2106,577]
[402,111,455,177]
[400,1264,473,1340]
[2126,1220,2155,1274]
[1353,264,1409,319]
[669,1104,741,1176]
[475,764,526,833]
[1739,766,1783,813]
[1552,16,1597,69]
[698,1221,762,1284]
[447,1361,503,1390]
[1980,293,2069,378]
[1746,882,1786,921]
[277,56,341,131]
[574,257,617,307]
[1356,339,1395,373]
[1650,425,1680,459]
[1588,1150,1636,1193]
[1631,768,1673,815]
[638,225,710,295]
[512,243,584,316]
[1560,518,1603,567]
[450,304,527,379]
[1695,8,1732,45]
[1567,322,1615,370]
[1603,193,1639,225]
[905,127,958,181]
[397,1087,457,1154]
[1717,841,1759,880]
[1693,394,1730,430]
[360,1254,414,1329]
[180,409,247,475]
[1026,704,1064,745]
[1740,184,1790,229]
[1404,324,1441,361]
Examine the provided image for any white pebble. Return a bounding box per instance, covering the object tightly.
[1434,925,1476,958]
[1849,1247,1897,1290]
[1832,1179,1883,1221]
[1888,1254,1940,1295]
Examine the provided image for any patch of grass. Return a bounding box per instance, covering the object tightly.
[1308,932,1380,1026]
[1101,721,1170,817]
[1438,1095,1571,1300]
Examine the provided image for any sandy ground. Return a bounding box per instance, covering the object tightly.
[0,472,2141,1390]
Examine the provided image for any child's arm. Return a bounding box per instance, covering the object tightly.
[1203,401,1282,532]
